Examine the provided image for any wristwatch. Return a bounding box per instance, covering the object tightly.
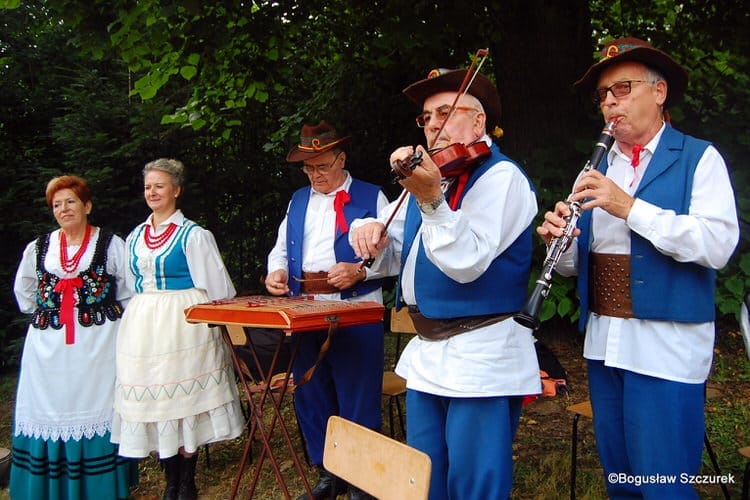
[418,193,445,215]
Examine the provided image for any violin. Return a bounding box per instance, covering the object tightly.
[429,143,469,178]
[390,139,490,182]
[465,140,491,165]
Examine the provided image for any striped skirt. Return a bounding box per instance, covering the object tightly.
[9,431,138,500]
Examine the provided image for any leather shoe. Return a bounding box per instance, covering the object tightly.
[296,467,348,500]
[348,485,376,500]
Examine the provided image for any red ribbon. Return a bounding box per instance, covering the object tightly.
[448,170,470,210]
[333,190,350,234]
[631,144,643,167]
[54,277,83,344]
[629,144,643,187]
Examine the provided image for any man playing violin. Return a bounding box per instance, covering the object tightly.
[537,37,738,498]
[266,121,390,500]
[350,67,539,499]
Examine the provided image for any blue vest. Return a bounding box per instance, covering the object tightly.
[397,144,535,319]
[577,125,718,329]
[286,178,384,299]
[129,222,198,293]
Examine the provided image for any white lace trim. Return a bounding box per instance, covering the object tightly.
[14,420,112,442]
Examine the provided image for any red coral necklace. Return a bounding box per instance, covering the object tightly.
[59,225,93,273]
[144,222,178,249]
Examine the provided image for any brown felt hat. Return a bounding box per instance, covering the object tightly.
[574,37,688,108]
[286,121,351,162]
[402,68,502,128]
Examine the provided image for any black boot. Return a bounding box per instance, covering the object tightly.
[177,454,198,500]
[295,466,348,500]
[161,455,181,500]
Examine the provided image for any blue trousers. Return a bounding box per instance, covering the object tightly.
[406,389,522,500]
[587,360,704,499]
[292,322,383,465]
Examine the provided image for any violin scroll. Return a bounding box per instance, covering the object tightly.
[390,149,424,183]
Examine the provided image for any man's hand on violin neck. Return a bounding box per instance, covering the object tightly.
[397,145,442,203]
[390,146,415,166]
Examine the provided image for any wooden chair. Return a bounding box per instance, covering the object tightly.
[323,416,431,500]
[567,399,730,500]
[741,293,750,363]
[740,295,750,500]
[566,400,593,500]
[383,308,415,439]
[740,446,750,500]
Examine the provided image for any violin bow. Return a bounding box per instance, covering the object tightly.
[432,48,490,150]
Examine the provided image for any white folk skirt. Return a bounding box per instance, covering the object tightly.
[111,288,244,458]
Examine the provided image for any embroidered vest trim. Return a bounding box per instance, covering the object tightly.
[32,230,124,329]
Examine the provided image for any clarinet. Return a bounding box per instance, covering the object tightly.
[513,120,617,330]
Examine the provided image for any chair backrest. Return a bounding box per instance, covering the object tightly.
[323,416,431,500]
[388,308,416,369]
[390,307,417,334]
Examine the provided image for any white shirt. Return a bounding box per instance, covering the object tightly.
[267,171,390,303]
[14,228,131,441]
[556,124,739,383]
[352,138,541,397]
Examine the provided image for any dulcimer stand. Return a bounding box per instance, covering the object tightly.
[185,295,385,499]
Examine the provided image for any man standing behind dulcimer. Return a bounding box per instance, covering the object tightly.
[537,37,739,498]
[265,121,390,500]
[350,66,539,499]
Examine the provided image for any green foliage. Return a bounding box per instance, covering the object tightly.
[1,0,749,369]
[46,0,298,146]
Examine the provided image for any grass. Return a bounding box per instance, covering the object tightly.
[0,319,748,499]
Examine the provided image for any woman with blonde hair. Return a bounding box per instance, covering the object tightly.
[111,159,244,500]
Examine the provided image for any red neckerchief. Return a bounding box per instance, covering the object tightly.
[333,190,350,234]
[447,170,471,210]
[629,144,643,188]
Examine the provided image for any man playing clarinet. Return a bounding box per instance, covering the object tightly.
[538,37,738,498]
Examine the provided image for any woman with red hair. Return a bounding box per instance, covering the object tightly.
[11,175,138,499]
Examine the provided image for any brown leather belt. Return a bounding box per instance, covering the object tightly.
[300,271,339,295]
[589,252,634,318]
[407,306,513,341]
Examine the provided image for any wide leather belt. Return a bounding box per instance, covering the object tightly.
[589,252,634,318]
[300,271,339,295]
[407,305,512,341]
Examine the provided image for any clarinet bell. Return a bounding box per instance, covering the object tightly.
[513,281,548,330]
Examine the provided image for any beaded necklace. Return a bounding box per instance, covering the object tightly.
[59,225,92,273]
[144,222,178,249]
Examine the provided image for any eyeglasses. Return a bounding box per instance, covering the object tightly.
[592,80,655,104]
[415,104,480,128]
[301,152,342,175]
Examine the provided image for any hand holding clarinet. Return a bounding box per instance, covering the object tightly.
[514,120,621,330]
